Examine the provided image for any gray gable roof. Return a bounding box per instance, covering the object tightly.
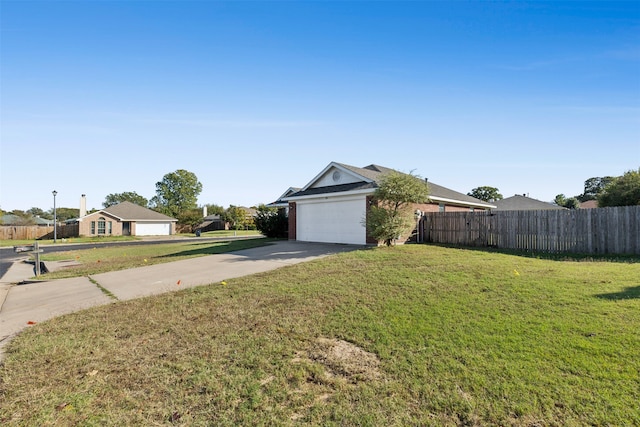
[267,187,302,207]
[1,214,53,225]
[426,181,497,207]
[286,162,495,209]
[336,163,396,182]
[492,195,565,211]
[1,214,25,225]
[102,201,178,221]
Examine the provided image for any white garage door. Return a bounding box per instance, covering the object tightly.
[296,196,366,245]
[135,222,171,236]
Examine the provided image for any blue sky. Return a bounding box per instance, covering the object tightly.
[1,1,638,212]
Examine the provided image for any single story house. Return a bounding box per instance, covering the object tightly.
[76,201,178,236]
[492,194,566,211]
[579,200,598,209]
[198,214,228,232]
[281,162,496,245]
[267,187,301,213]
[1,214,54,226]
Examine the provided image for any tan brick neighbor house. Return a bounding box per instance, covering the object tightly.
[76,201,178,237]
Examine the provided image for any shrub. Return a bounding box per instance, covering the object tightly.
[254,205,288,238]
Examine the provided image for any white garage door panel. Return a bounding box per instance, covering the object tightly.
[297,197,366,245]
[135,222,171,236]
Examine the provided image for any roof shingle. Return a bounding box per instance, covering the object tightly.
[102,202,178,221]
[286,162,495,208]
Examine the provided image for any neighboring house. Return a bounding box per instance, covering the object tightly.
[33,216,55,226]
[0,214,53,226]
[492,194,566,211]
[75,201,177,236]
[198,214,228,232]
[267,187,302,213]
[1,214,32,225]
[579,200,598,209]
[282,162,496,245]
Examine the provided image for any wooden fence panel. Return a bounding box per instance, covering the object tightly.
[423,206,640,255]
[0,224,79,241]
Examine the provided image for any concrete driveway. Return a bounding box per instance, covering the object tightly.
[0,240,362,359]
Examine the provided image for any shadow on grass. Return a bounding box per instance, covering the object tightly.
[428,243,640,264]
[595,286,640,300]
[158,238,276,258]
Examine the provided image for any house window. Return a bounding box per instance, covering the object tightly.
[470,207,475,212]
[98,217,106,235]
[91,221,96,234]
[439,203,445,213]
[108,221,112,234]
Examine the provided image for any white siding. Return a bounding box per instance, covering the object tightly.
[311,167,361,188]
[135,222,171,236]
[296,195,366,245]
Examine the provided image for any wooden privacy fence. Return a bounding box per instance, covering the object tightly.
[423,206,640,255]
[0,224,79,241]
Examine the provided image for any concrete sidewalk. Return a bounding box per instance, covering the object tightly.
[0,241,361,359]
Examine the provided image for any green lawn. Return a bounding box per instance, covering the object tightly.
[1,245,638,426]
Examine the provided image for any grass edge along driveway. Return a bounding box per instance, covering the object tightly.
[37,237,276,279]
[1,245,638,426]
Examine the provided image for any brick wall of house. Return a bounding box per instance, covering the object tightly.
[78,212,123,236]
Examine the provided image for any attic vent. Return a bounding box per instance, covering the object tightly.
[332,170,342,182]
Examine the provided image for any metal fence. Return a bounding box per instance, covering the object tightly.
[0,224,79,240]
[423,206,640,255]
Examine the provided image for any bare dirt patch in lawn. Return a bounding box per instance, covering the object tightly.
[288,337,383,421]
[308,337,381,382]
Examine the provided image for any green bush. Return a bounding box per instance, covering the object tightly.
[254,205,288,238]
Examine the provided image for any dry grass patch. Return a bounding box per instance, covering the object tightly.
[308,337,381,382]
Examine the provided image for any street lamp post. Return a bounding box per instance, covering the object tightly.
[52,190,58,243]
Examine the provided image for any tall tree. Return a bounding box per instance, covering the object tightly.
[554,194,580,209]
[467,186,503,202]
[177,208,205,233]
[564,198,581,209]
[103,191,149,208]
[48,207,80,222]
[578,176,615,202]
[364,171,429,246]
[225,205,247,230]
[204,203,225,216]
[27,207,53,220]
[554,194,565,206]
[150,169,203,217]
[598,169,640,207]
